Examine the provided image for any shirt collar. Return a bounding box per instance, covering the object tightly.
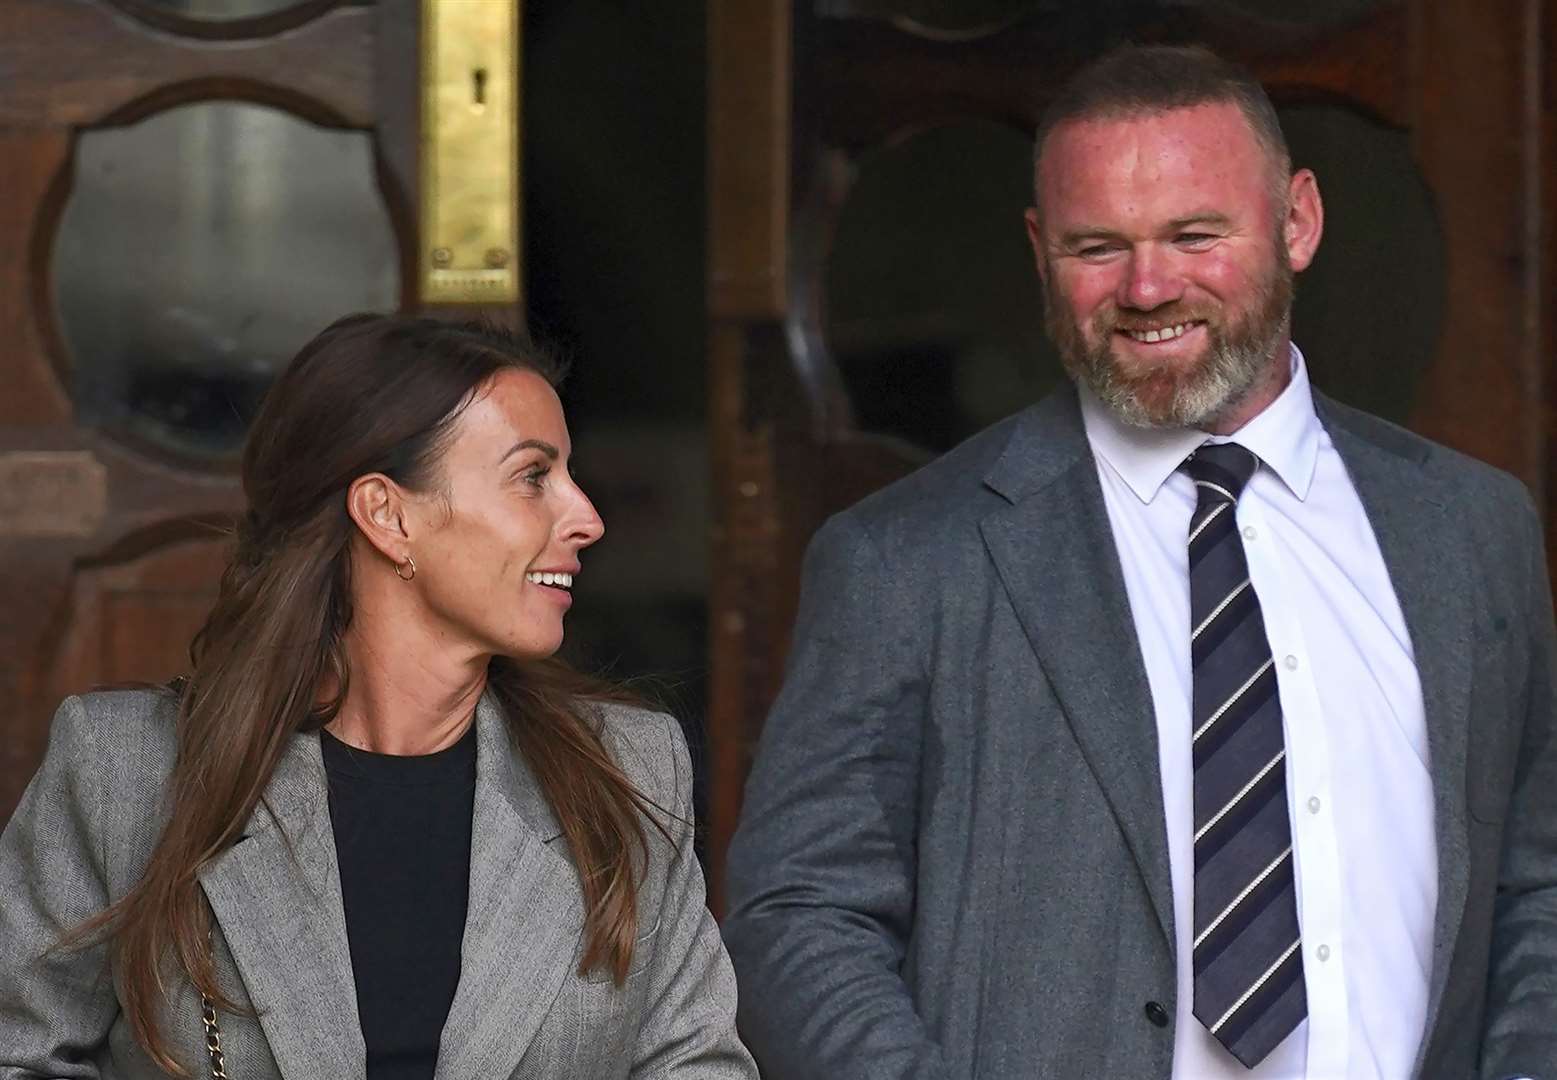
[1078,343,1322,504]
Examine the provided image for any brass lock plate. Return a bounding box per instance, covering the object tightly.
[420,0,520,304]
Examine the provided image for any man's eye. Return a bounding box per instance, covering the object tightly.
[1078,243,1120,259]
[1176,232,1216,247]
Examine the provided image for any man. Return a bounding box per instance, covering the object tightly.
[722,44,1557,1079]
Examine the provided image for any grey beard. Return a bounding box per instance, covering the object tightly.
[1043,248,1295,430]
[1082,310,1289,429]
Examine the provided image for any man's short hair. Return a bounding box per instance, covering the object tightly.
[1032,44,1291,198]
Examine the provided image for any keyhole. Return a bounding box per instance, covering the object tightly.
[472,67,488,111]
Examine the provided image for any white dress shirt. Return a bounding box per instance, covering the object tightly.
[1078,346,1437,1079]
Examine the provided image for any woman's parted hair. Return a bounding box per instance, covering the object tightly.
[82,313,662,1072]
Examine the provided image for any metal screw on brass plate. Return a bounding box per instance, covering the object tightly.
[431,247,453,267]
[485,248,510,268]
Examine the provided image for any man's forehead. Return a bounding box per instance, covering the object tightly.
[1045,102,1263,170]
[1037,102,1274,219]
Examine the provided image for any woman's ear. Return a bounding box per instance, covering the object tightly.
[345,473,411,564]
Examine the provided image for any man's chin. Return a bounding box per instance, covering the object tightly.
[1084,358,1222,429]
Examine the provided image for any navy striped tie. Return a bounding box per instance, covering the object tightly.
[1183,443,1306,1067]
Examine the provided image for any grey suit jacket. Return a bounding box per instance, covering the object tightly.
[723,386,1557,1079]
[0,689,756,1080]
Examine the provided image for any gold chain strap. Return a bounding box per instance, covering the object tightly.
[201,993,228,1079]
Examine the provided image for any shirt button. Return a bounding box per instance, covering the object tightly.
[1316,944,1331,962]
[1283,655,1299,671]
[1243,525,1258,541]
[1144,1000,1170,1028]
[1307,796,1321,814]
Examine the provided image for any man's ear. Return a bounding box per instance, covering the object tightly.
[1024,207,1049,286]
[346,473,411,564]
[1283,169,1324,274]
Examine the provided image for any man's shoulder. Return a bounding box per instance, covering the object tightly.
[829,389,1081,545]
[1318,394,1535,514]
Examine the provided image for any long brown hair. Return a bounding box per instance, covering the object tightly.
[77,314,663,1072]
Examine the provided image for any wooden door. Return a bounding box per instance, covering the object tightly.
[0,0,517,822]
[705,0,1553,909]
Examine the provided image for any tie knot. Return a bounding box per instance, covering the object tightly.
[1181,442,1258,504]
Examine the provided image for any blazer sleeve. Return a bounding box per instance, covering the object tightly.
[629,713,757,1079]
[0,696,120,1078]
[721,513,948,1080]
[1479,492,1557,1077]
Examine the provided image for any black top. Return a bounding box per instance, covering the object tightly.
[321,721,478,1080]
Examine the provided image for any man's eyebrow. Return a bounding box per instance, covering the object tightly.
[1057,226,1128,248]
[499,438,559,463]
[1165,212,1232,231]
[1055,214,1235,250]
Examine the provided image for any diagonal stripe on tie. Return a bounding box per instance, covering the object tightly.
[1182,442,1306,1068]
[1194,657,1275,744]
[1193,579,1252,641]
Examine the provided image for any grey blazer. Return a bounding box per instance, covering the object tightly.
[0,689,756,1080]
[723,387,1557,1079]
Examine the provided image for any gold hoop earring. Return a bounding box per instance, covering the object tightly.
[395,554,416,582]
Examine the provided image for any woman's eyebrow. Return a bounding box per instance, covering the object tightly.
[498,438,559,464]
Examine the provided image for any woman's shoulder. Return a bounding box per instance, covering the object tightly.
[64,685,181,749]
[45,687,180,805]
[586,700,692,814]
[15,689,181,891]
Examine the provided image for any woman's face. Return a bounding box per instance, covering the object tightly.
[406,368,603,661]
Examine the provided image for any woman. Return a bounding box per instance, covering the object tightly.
[0,314,756,1079]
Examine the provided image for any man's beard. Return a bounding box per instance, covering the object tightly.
[1044,241,1295,429]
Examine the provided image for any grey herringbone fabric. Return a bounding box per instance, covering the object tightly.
[0,691,755,1079]
[1184,442,1306,1067]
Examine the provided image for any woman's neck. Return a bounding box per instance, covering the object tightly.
[325,619,488,756]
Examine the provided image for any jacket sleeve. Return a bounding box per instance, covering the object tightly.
[0,696,120,1078]
[1479,493,1557,1078]
[629,713,758,1079]
[721,513,948,1080]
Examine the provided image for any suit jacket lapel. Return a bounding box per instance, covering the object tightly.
[197,731,366,1080]
[434,695,586,1080]
[979,390,1175,949]
[1319,399,1474,1057]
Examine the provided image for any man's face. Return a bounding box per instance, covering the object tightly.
[1025,102,1319,429]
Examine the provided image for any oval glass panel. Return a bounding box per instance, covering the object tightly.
[131,0,317,20]
[1224,0,1381,25]
[823,120,1060,453]
[817,0,1378,31]
[817,0,1047,34]
[1280,105,1442,423]
[54,102,400,460]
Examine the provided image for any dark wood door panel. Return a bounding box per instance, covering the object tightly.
[0,0,424,824]
[0,0,375,129]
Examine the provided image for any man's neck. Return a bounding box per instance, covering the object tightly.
[1201,342,1294,436]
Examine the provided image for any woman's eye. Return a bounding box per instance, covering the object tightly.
[521,466,550,489]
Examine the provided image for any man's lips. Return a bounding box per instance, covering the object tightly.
[1114,318,1208,345]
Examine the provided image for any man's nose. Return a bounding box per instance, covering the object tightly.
[1117,246,1184,311]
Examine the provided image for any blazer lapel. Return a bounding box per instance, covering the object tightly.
[1320,402,1474,1056]
[434,696,586,1080]
[197,731,366,1080]
[978,391,1174,949]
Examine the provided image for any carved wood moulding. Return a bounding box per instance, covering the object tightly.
[0,0,375,129]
